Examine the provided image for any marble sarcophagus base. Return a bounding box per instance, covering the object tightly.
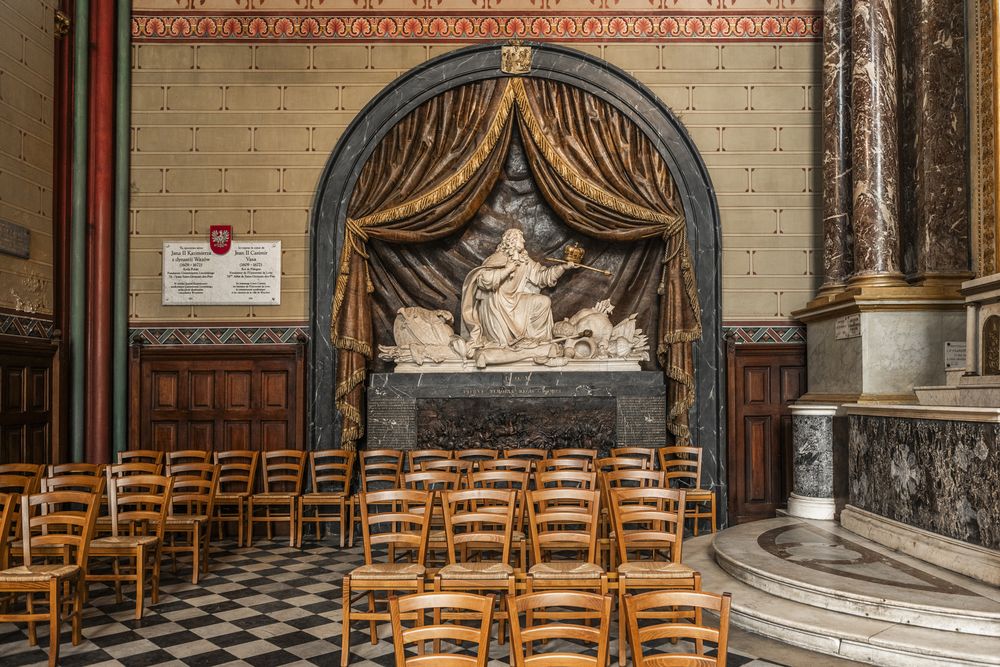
[366,372,666,454]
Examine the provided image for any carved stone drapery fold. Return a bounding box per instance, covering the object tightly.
[332,77,700,448]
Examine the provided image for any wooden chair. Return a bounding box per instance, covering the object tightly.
[507,591,612,667]
[162,463,219,584]
[349,450,405,547]
[468,470,530,568]
[213,450,260,547]
[435,489,515,641]
[536,470,596,491]
[248,449,306,547]
[659,446,717,535]
[89,472,173,619]
[167,450,211,466]
[389,591,494,667]
[538,457,591,473]
[625,590,732,667]
[47,463,104,478]
[341,489,433,667]
[298,449,354,547]
[503,449,548,466]
[610,486,700,666]
[0,490,99,667]
[403,470,461,562]
[407,449,452,472]
[524,488,607,623]
[118,450,165,466]
[454,449,499,466]
[599,469,666,568]
[611,447,656,470]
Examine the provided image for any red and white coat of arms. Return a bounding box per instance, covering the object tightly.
[210,225,232,255]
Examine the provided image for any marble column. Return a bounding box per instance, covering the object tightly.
[819,0,853,294]
[787,404,838,520]
[910,0,971,283]
[849,0,905,286]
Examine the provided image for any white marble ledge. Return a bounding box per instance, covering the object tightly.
[844,403,1000,422]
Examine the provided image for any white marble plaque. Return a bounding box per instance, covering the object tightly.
[945,341,967,370]
[162,241,281,305]
[835,313,861,340]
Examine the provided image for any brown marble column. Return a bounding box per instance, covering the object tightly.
[819,0,853,294]
[910,0,971,283]
[849,0,906,286]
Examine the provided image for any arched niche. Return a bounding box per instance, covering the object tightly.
[309,43,724,501]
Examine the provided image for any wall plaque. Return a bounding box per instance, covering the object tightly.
[162,241,280,305]
[0,220,30,259]
[944,341,967,370]
[835,313,861,340]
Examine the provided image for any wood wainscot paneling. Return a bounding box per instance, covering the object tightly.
[129,342,306,454]
[0,335,59,465]
[725,341,806,524]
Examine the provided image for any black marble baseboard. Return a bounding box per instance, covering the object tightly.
[849,415,1000,550]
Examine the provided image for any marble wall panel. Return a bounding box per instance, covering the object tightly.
[805,317,863,394]
[793,413,834,497]
[861,311,965,394]
[849,415,1000,549]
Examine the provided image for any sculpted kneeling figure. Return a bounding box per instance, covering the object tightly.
[460,228,577,367]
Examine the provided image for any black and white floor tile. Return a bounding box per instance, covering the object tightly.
[0,540,787,666]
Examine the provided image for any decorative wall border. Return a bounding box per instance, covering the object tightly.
[973,0,997,275]
[723,323,805,344]
[129,325,308,346]
[131,13,822,42]
[0,312,55,340]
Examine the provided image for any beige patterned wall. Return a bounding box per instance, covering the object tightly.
[0,0,55,315]
[129,41,821,323]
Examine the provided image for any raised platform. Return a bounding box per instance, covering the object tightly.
[687,517,1000,666]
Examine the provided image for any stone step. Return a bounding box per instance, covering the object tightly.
[710,517,1000,636]
[686,532,1000,666]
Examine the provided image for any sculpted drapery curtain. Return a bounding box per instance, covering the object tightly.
[333,77,701,449]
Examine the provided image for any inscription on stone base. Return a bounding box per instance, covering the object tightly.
[0,220,30,259]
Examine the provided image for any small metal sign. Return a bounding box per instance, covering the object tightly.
[834,313,861,340]
[0,220,30,259]
[945,341,967,370]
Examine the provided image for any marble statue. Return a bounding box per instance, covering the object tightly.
[378,228,649,372]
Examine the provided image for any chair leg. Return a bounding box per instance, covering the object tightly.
[247,500,254,548]
[191,532,200,585]
[348,500,356,548]
[266,507,273,541]
[72,579,84,645]
[152,543,162,604]
[368,592,376,643]
[340,577,351,667]
[339,502,346,548]
[113,557,123,603]
[710,495,717,533]
[48,578,60,667]
[296,498,304,548]
[27,592,36,645]
[135,544,146,620]
[618,579,627,667]
[289,500,296,547]
[237,500,245,547]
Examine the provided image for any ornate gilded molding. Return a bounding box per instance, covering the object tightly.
[974,0,997,275]
[130,13,821,42]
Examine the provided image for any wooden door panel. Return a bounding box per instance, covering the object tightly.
[28,369,47,411]
[152,422,178,452]
[131,344,304,456]
[0,338,56,464]
[152,372,179,410]
[727,342,805,525]
[5,368,24,412]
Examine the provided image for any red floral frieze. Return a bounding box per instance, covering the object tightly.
[132,13,822,41]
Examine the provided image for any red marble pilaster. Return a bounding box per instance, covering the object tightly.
[85,0,115,464]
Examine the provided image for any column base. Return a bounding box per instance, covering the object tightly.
[847,272,908,288]
[786,493,836,520]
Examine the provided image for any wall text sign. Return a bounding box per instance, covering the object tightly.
[0,220,30,258]
[835,313,861,340]
[162,241,280,305]
[944,341,967,370]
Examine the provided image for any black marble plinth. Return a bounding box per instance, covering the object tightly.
[367,372,666,454]
[849,415,1000,550]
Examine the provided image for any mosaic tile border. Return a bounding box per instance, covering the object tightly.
[0,312,54,339]
[723,323,805,344]
[131,13,822,42]
[129,325,309,346]
[129,324,801,345]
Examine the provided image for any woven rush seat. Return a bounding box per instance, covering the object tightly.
[529,561,604,579]
[91,535,159,547]
[350,563,425,580]
[215,492,249,500]
[162,514,208,526]
[429,529,447,542]
[438,562,513,580]
[618,561,697,579]
[252,492,296,499]
[0,563,79,582]
[511,530,526,542]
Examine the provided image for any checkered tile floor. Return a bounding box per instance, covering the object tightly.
[0,540,787,666]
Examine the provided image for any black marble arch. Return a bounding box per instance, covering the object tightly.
[308,43,725,511]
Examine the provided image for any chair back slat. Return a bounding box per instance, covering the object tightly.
[390,592,494,667]
[403,471,460,491]
[118,450,165,466]
[550,448,597,461]
[110,462,164,477]
[262,450,306,494]
[47,463,104,478]
[41,474,105,494]
[536,470,596,490]
[454,449,499,464]
[214,450,260,495]
[420,458,473,474]
[167,450,211,466]
[479,458,532,474]
[407,449,452,472]
[595,456,648,473]
[507,591,612,667]
[0,493,17,569]
[538,458,591,473]
[503,448,548,462]
[0,464,43,494]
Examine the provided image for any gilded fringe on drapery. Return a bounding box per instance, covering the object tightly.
[332,77,702,449]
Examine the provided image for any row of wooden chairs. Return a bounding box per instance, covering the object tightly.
[387,589,732,667]
[342,485,703,667]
